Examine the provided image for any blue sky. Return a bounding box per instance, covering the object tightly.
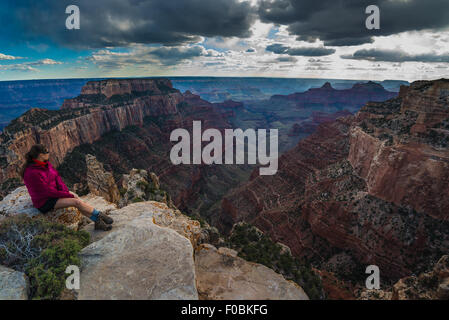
[1,0,449,81]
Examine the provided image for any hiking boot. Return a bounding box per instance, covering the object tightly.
[99,212,114,225]
[94,218,112,231]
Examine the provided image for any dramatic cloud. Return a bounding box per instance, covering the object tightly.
[87,45,221,68]
[0,53,23,60]
[0,58,62,72]
[258,0,449,46]
[12,0,256,48]
[145,46,221,65]
[266,43,335,56]
[342,49,449,63]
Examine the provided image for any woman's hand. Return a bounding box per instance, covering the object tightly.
[70,191,79,199]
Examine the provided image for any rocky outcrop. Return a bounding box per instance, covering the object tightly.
[79,201,307,300]
[0,265,29,300]
[358,255,449,300]
[0,186,311,300]
[86,154,120,204]
[117,168,179,212]
[83,201,205,248]
[195,244,309,300]
[80,193,117,213]
[220,79,449,289]
[391,255,449,300]
[78,202,199,300]
[0,186,84,230]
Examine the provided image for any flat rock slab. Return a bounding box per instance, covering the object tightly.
[78,204,198,300]
[83,201,203,247]
[0,265,29,300]
[80,194,117,213]
[195,244,309,300]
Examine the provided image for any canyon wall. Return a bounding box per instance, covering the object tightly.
[220,79,449,280]
[349,80,449,220]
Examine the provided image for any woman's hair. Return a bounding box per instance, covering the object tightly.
[20,144,49,178]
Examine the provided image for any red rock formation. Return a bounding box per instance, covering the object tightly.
[220,79,449,283]
[271,81,397,111]
[62,78,176,108]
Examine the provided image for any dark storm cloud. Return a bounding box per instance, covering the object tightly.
[266,44,289,54]
[342,49,449,63]
[149,46,205,64]
[276,56,297,62]
[266,43,335,56]
[287,47,335,56]
[87,45,218,68]
[12,0,256,48]
[258,0,449,46]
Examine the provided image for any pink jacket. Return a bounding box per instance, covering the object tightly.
[23,162,74,209]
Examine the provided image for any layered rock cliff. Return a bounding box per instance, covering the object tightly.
[61,78,178,109]
[349,80,449,220]
[0,78,183,185]
[220,79,449,288]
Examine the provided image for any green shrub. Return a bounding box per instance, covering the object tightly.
[0,215,90,300]
[226,223,324,299]
[136,180,149,190]
[119,187,127,196]
[132,197,144,203]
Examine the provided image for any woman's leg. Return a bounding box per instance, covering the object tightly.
[54,198,94,218]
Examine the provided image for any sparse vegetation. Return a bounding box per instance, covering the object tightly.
[132,196,144,203]
[0,215,89,300]
[225,223,324,299]
[0,177,23,200]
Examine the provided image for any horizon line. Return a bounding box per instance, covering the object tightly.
[0,75,411,83]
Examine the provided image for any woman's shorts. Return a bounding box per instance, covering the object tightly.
[38,198,59,214]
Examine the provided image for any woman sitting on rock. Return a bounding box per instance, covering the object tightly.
[21,144,113,231]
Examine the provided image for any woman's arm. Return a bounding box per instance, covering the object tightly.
[26,170,74,199]
[55,174,70,192]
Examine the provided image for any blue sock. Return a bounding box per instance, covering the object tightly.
[90,209,100,222]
